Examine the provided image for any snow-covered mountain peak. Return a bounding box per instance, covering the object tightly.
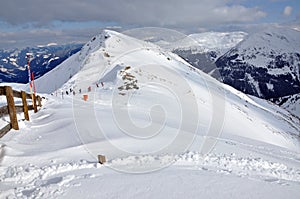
[122,29,247,57]
[35,29,162,93]
[33,29,300,153]
[77,30,111,61]
[169,31,247,57]
[236,26,300,57]
[216,26,300,99]
[78,29,159,62]
[189,31,247,53]
[171,31,248,75]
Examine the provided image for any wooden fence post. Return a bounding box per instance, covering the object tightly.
[21,91,30,121]
[37,96,42,107]
[32,94,38,113]
[4,86,19,130]
[98,155,106,164]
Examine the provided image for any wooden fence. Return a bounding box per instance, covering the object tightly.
[0,86,42,138]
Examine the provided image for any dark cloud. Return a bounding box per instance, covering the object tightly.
[0,0,266,27]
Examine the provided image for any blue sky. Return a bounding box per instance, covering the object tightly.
[0,0,299,49]
[242,0,299,23]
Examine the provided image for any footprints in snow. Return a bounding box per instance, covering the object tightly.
[0,160,102,198]
[109,151,300,184]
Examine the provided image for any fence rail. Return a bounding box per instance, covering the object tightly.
[0,86,42,138]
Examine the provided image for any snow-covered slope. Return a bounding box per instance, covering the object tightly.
[272,93,300,118]
[1,30,300,198]
[215,26,300,99]
[34,29,299,149]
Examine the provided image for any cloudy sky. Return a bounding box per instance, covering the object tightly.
[0,0,299,49]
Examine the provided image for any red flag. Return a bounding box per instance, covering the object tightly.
[31,72,36,94]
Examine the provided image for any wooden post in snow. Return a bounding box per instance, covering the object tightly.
[32,93,38,113]
[21,91,30,121]
[98,155,106,164]
[5,86,19,130]
[37,96,42,107]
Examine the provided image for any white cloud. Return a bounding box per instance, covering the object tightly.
[283,6,293,16]
[212,6,266,23]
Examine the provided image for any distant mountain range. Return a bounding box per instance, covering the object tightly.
[174,31,247,59]
[172,31,248,79]
[1,27,299,117]
[171,27,300,117]
[173,28,300,99]
[0,43,83,83]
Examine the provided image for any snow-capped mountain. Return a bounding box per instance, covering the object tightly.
[34,29,300,150]
[176,32,247,55]
[172,31,247,77]
[123,29,247,62]
[215,27,300,99]
[0,43,83,83]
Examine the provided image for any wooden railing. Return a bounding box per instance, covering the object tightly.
[0,86,42,138]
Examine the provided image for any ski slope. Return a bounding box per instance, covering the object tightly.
[0,30,299,198]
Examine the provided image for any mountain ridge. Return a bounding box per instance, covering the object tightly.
[32,29,300,151]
